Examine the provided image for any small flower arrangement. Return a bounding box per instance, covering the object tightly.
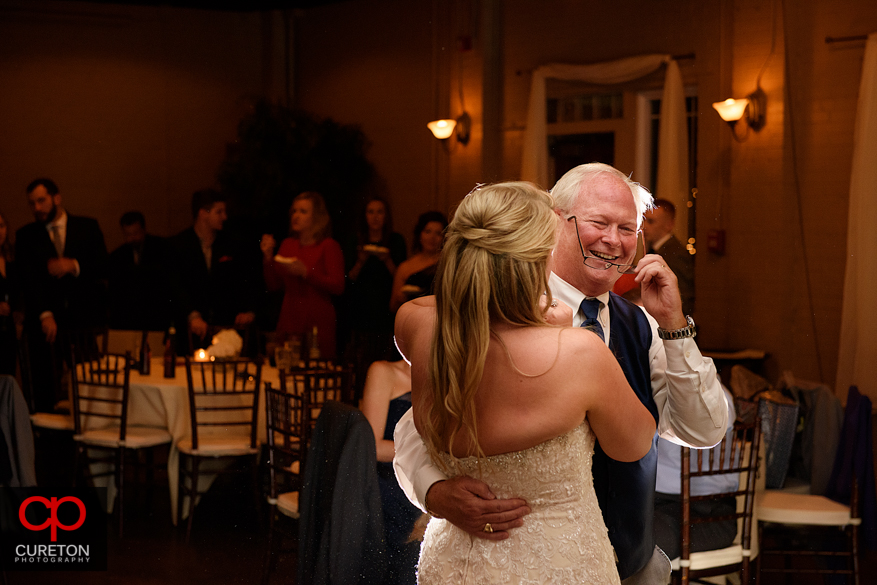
[207,329,244,359]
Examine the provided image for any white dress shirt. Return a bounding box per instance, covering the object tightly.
[46,211,67,256]
[393,271,728,511]
[40,211,81,322]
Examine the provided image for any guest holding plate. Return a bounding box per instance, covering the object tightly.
[261,192,345,358]
[389,211,447,313]
[345,196,407,397]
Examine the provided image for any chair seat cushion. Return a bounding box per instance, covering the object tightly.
[75,426,173,448]
[277,491,300,519]
[30,412,74,431]
[757,490,852,526]
[177,436,259,457]
[669,544,743,571]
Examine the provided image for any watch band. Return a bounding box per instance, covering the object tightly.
[657,315,696,340]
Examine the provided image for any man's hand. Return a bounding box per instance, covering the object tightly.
[234,311,255,328]
[635,254,687,330]
[425,476,529,541]
[47,258,77,277]
[41,315,58,343]
[190,316,209,338]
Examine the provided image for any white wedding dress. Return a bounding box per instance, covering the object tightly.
[417,421,620,585]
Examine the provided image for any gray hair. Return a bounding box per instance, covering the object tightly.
[550,163,653,229]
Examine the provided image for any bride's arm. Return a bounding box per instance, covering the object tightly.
[393,296,530,540]
[581,335,656,462]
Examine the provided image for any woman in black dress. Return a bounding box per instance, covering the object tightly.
[389,211,447,313]
[344,196,407,398]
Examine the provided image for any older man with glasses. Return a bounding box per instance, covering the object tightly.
[393,162,728,585]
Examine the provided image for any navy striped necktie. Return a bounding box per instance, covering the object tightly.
[579,298,604,341]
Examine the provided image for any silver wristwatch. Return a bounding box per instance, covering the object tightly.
[657,315,696,340]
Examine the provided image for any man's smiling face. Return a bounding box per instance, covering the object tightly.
[553,173,639,297]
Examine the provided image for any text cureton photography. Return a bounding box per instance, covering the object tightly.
[0,488,107,572]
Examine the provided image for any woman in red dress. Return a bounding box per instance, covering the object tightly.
[261,192,345,358]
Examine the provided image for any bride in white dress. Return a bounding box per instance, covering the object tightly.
[394,182,656,584]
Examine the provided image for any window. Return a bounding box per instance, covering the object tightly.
[546,85,698,252]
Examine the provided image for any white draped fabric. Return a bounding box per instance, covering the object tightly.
[657,60,690,241]
[520,54,676,190]
[836,32,877,401]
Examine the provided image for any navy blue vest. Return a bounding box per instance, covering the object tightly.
[591,293,660,579]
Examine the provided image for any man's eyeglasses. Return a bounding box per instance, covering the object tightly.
[566,216,644,275]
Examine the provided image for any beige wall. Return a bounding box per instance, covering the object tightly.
[2,0,874,390]
[0,1,267,250]
[294,0,487,242]
[295,0,876,388]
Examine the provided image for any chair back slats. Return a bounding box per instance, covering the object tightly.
[70,349,132,440]
[184,357,262,451]
[278,365,354,448]
[264,382,305,499]
[679,416,763,585]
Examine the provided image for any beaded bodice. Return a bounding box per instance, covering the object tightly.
[417,421,620,584]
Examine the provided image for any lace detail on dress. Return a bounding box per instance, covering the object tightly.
[418,422,620,585]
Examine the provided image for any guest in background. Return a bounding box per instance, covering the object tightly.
[170,189,258,352]
[642,199,694,314]
[389,211,447,313]
[0,211,19,376]
[345,196,407,399]
[16,178,108,412]
[261,192,345,358]
[361,359,421,585]
[107,211,172,331]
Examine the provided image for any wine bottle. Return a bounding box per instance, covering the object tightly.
[309,326,320,360]
[163,325,177,378]
[139,330,151,375]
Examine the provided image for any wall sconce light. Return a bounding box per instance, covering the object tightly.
[428,112,471,146]
[712,86,766,141]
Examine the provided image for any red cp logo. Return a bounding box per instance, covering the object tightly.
[19,496,87,542]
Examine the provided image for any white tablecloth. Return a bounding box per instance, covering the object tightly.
[88,357,279,524]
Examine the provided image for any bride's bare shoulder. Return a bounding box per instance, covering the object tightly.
[554,326,613,367]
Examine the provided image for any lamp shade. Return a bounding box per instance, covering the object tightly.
[427,119,457,139]
[712,98,749,122]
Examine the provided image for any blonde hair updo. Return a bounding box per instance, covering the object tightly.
[423,181,558,469]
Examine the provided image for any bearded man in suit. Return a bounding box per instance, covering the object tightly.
[17,178,107,412]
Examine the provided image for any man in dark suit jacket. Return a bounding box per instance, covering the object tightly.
[169,189,258,352]
[642,199,695,315]
[16,178,107,412]
[107,211,172,331]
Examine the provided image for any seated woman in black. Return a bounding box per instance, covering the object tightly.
[361,359,422,585]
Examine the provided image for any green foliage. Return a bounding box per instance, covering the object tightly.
[216,98,377,239]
